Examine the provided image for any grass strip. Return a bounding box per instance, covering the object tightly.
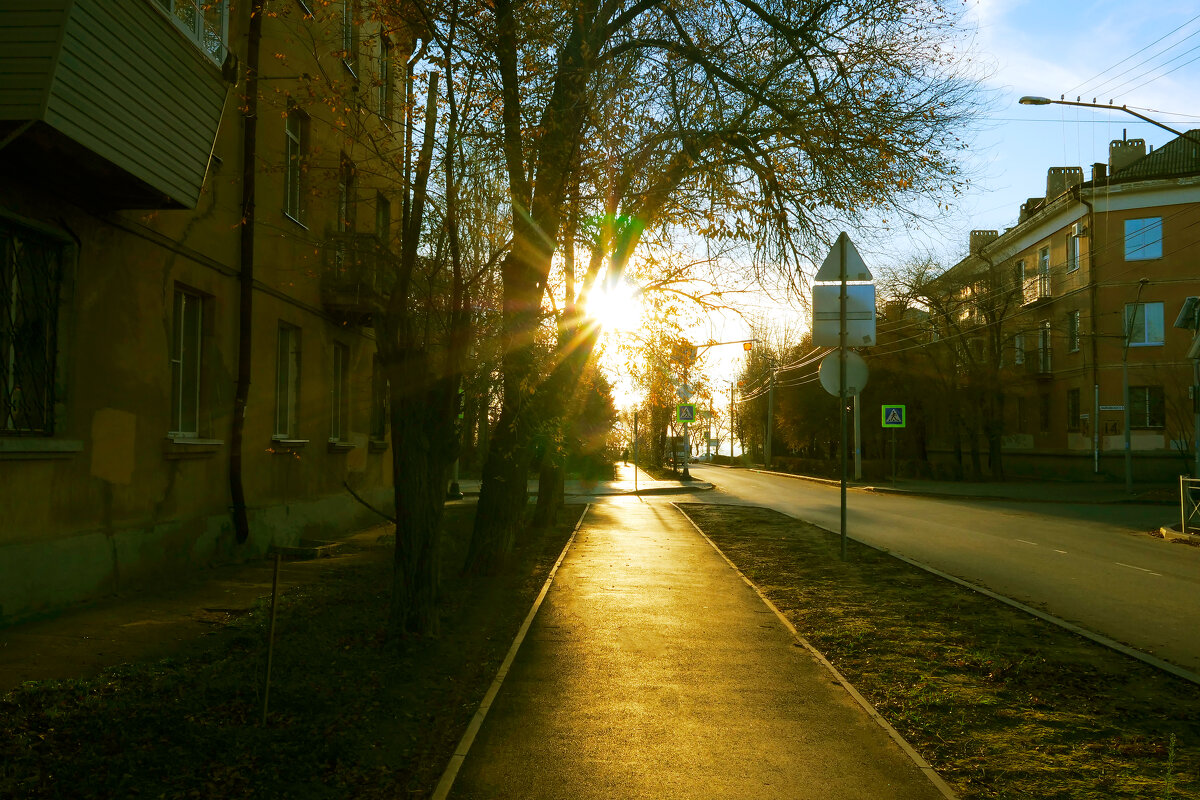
[0,504,582,799]
[679,503,1200,800]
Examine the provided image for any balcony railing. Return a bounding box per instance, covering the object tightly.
[1022,273,1052,305]
[321,233,394,322]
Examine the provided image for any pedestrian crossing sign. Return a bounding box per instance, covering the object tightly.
[882,405,906,428]
[676,403,696,423]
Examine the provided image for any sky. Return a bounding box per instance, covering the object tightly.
[601,0,1200,410]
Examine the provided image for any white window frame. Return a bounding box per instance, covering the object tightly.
[1125,301,1164,347]
[275,323,301,438]
[154,0,229,64]
[1066,224,1081,272]
[1125,217,1163,261]
[170,288,204,437]
[284,103,309,224]
[1038,246,1050,275]
[341,0,358,74]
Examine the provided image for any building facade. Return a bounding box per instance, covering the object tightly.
[933,132,1200,481]
[0,0,414,622]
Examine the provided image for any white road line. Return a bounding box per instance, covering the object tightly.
[1114,561,1162,577]
[1015,538,1039,546]
[1054,549,1068,554]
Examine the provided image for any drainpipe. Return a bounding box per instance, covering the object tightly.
[230,1,264,544]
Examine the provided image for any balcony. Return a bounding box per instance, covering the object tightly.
[1022,273,1052,306]
[0,0,230,208]
[321,233,395,323]
[1025,347,1052,377]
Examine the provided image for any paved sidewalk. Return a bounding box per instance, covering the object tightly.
[447,500,947,799]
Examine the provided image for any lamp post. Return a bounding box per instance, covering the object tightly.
[1017,96,1200,146]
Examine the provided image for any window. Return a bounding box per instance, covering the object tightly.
[338,155,356,233]
[1067,225,1081,272]
[1067,310,1080,352]
[1130,386,1165,429]
[1,221,63,435]
[170,288,204,436]
[371,355,388,439]
[284,103,309,224]
[275,324,301,438]
[1038,393,1051,433]
[1124,217,1162,261]
[1067,388,1081,431]
[1125,301,1164,346]
[1038,246,1049,275]
[1013,332,1024,365]
[1013,259,1025,288]
[331,343,349,441]
[376,193,391,245]
[341,0,359,72]
[1037,321,1051,372]
[155,0,228,63]
[378,38,393,123]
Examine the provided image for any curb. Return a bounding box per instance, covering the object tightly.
[749,468,1178,506]
[672,502,960,800]
[431,505,590,800]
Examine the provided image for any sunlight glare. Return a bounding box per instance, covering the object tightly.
[587,278,642,333]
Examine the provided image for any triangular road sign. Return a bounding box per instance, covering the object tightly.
[814,232,872,283]
[886,408,902,424]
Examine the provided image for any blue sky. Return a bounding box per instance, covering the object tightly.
[947,0,1200,254]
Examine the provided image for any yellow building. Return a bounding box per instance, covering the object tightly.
[935,132,1200,481]
[0,0,414,623]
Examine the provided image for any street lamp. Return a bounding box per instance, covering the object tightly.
[1017,96,1200,146]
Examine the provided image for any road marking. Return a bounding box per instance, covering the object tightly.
[1114,561,1162,577]
[1015,538,1039,546]
[1054,549,1068,554]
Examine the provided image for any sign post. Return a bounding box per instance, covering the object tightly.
[882,404,906,487]
[813,233,875,560]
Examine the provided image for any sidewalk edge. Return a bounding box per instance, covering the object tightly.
[672,502,960,800]
[431,504,590,800]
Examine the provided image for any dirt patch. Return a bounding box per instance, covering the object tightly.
[0,504,583,799]
[679,502,1200,800]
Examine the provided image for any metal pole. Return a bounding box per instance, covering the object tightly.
[633,409,638,493]
[891,427,897,487]
[682,364,691,480]
[839,234,848,561]
[1193,355,1199,479]
[730,382,735,460]
[261,551,281,726]
[1093,383,1100,474]
[853,392,862,481]
[766,369,775,469]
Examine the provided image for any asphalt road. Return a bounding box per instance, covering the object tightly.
[685,465,1200,674]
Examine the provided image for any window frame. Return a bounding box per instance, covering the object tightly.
[284,102,309,225]
[154,0,229,64]
[330,342,350,442]
[1067,310,1080,353]
[1129,385,1165,429]
[1125,301,1165,347]
[1066,388,1081,432]
[1066,224,1081,272]
[341,0,359,75]
[274,323,302,439]
[1124,217,1163,261]
[1013,332,1024,366]
[1,220,65,436]
[338,154,356,234]
[378,37,393,124]
[370,354,388,440]
[170,287,205,438]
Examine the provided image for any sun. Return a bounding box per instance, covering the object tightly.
[586,278,642,332]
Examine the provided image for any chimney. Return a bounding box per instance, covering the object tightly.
[1046,167,1084,200]
[1019,197,1043,224]
[1092,162,1107,184]
[969,230,999,256]
[1109,138,1146,173]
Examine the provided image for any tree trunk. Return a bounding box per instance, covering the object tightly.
[532,440,564,528]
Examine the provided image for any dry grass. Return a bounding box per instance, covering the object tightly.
[680,503,1200,800]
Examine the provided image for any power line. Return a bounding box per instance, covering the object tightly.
[1066,12,1200,96]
